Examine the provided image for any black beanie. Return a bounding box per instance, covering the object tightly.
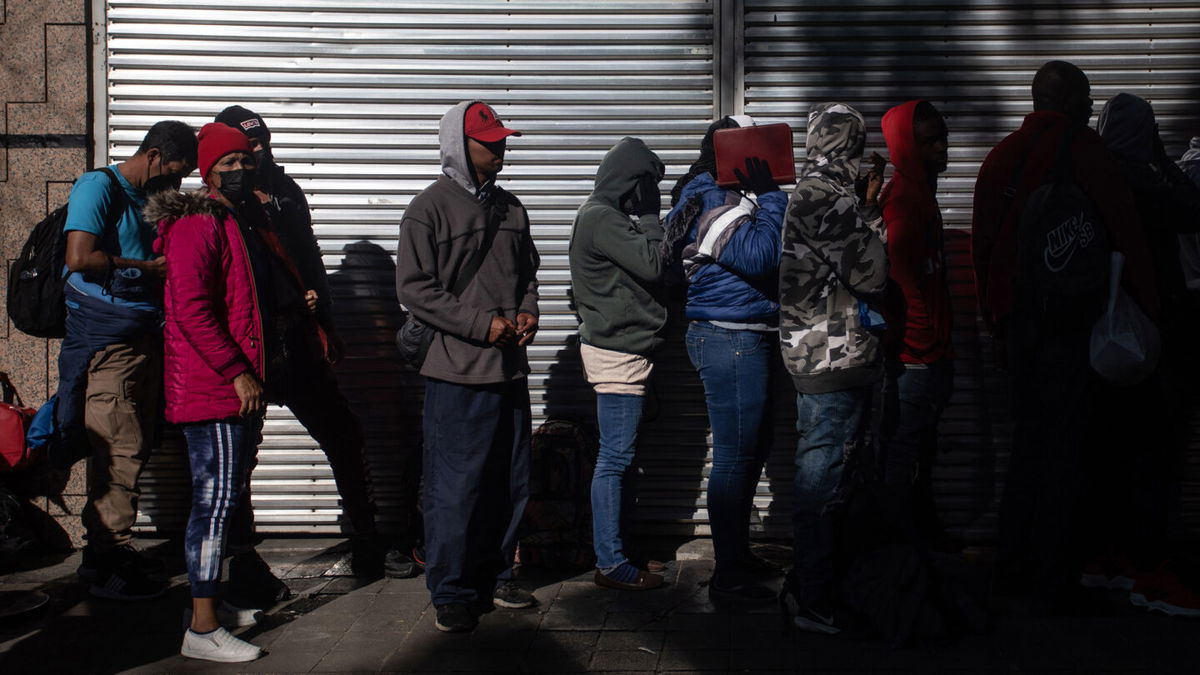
[215,105,270,141]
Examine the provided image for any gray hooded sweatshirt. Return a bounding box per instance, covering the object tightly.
[395,100,540,385]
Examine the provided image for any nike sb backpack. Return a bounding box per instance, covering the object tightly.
[1014,129,1110,336]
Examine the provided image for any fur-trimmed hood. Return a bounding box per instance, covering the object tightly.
[144,188,226,228]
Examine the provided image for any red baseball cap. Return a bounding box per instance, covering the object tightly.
[464,102,522,142]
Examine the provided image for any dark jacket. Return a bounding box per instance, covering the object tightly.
[1098,94,1200,317]
[971,110,1158,330]
[569,137,667,356]
[880,100,954,365]
[258,162,335,332]
[49,286,160,467]
[664,172,787,324]
[395,100,540,385]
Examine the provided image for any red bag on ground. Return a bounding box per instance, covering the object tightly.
[0,373,38,472]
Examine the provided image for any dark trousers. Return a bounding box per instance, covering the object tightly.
[999,325,1097,598]
[423,377,531,607]
[229,359,376,550]
[879,359,955,541]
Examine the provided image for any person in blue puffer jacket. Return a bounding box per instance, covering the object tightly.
[662,115,789,599]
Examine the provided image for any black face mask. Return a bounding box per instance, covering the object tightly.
[217,168,257,204]
[144,174,182,196]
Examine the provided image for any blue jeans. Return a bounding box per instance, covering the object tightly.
[591,393,645,570]
[686,321,774,581]
[879,360,955,538]
[423,378,531,607]
[792,386,872,604]
[182,417,261,598]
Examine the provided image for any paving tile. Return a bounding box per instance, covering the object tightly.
[311,644,396,673]
[518,651,592,673]
[527,630,600,652]
[603,611,669,631]
[539,608,607,631]
[596,630,665,652]
[587,648,659,672]
[729,648,797,671]
[244,649,329,672]
[663,629,731,652]
[665,612,731,632]
[657,649,731,671]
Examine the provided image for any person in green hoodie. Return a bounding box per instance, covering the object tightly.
[569,137,667,591]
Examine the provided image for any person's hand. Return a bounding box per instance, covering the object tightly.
[253,188,272,205]
[634,172,662,218]
[233,372,266,417]
[305,290,318,313]
[733,156,779,194]
[141,256,167,279]
[864,152,886,205]
[516,312,539,347]
[488,316,517,346]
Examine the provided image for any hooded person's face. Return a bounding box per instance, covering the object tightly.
[914,114,949,176]
[468,137,506,181]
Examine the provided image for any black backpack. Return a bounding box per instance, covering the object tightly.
[1012,129,1111,336]
[7,168,124,339]
[517,418,598,569]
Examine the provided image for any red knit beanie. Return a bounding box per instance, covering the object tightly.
[197,122,253,185]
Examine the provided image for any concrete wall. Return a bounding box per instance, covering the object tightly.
[1,0,91,548]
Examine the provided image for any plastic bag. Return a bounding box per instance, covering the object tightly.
[1089,252,1160,385]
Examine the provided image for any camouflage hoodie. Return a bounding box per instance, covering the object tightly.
[779,103,889,394]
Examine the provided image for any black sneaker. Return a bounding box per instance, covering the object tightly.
[89,551,167,601]
[229,551,292,609]
[492,582,537,609]
[411,543,426,570]
[434,603,477,633]
[708,574,776,602]
[791,601,843,635]
[78,544,165,581]
[384,548,419,579]
[349,536,384,578]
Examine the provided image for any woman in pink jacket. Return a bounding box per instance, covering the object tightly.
[148,122,309,663]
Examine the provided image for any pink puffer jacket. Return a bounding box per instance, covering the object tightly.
[148,190,263,424]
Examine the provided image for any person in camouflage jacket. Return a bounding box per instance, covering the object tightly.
[779,103,889,392]
[778,102,888,635]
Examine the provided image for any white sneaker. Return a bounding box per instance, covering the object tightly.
[181,627,263,663]
[182,601,264,630]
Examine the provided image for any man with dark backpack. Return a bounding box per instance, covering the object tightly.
[971,62,1158,613]
[54,121,197,601]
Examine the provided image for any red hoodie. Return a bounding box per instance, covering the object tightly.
[880,100,954,364]
[971,111,1158,331]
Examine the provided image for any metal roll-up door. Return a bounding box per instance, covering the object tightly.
[743,0,1200,541]
[103,0,720,534]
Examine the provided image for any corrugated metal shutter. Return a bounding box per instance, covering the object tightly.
[743,0,1200,541]
[103,0,722,534]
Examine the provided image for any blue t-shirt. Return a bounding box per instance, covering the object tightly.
[62,165,159,311]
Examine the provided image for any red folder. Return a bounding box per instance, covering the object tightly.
[713,122,796,189]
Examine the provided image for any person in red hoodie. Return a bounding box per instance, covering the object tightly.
[971,61,1158,613]
[148,123,324,662]
[879,100,953,544]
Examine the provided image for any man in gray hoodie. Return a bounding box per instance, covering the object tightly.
[569,137,667,591]
[396,101,541,633]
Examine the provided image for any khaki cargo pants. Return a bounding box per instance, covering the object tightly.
[80,333,162,552]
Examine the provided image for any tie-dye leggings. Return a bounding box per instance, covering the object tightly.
[182,417,261,598]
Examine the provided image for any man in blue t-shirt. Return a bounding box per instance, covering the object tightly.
[60,120,196,601]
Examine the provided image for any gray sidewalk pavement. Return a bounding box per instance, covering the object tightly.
[1,537,1198,673]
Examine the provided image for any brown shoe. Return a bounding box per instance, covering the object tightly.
[594,568,665,591]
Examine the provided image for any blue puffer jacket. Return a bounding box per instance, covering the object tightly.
[664,173,788,323]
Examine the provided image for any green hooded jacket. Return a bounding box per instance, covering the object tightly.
[569,137,667,356]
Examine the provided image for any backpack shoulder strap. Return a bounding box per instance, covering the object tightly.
[447,200,505,297]
[92,167,127,234]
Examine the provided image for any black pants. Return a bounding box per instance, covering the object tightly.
[229,359,376,550]
[998,324,1097,598]
[422,377,531,607]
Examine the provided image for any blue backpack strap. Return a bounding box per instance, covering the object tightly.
[92,167,127,234]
